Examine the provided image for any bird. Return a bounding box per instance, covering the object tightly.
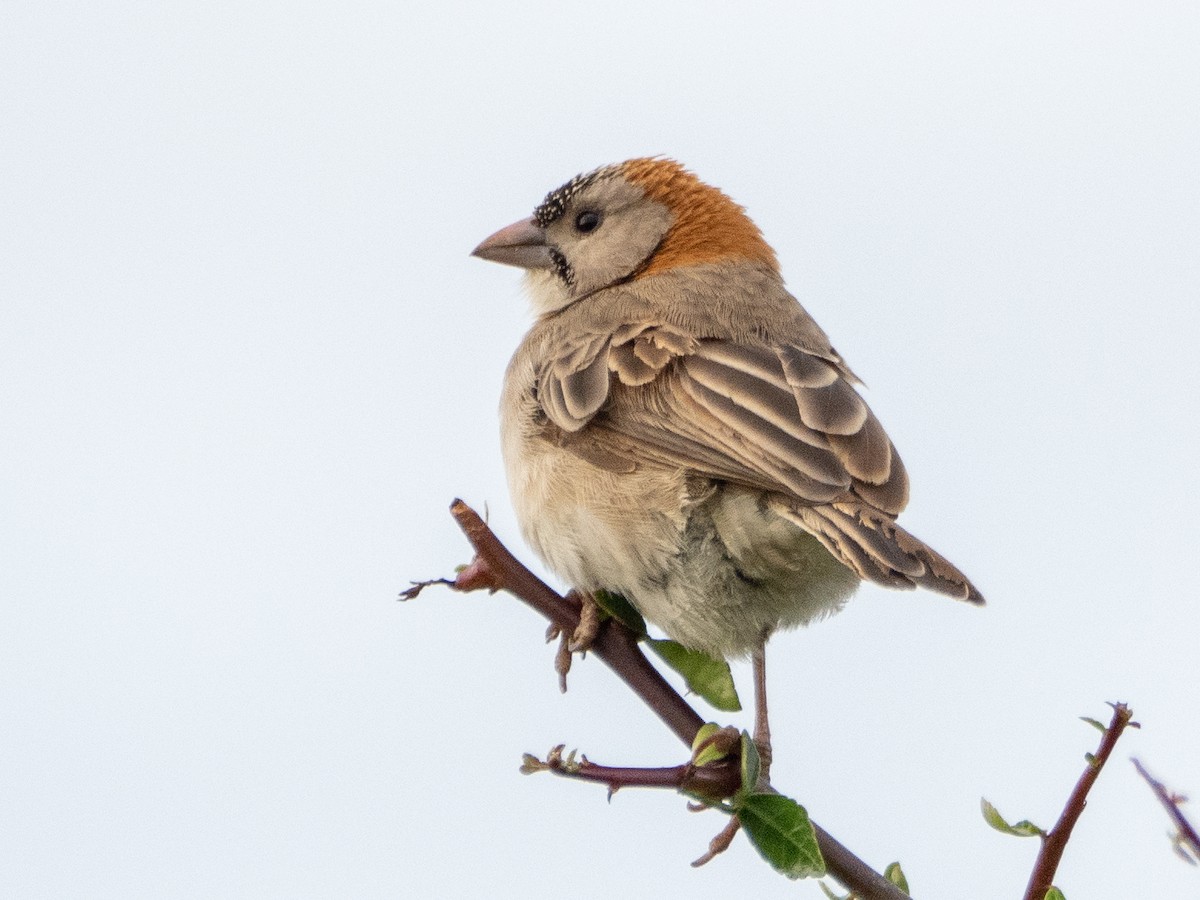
[472,157,982,770]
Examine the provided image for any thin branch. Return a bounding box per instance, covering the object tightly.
[1022,703,1137,900]
[520,743,742,800]
[422,498,908,900]
[693,816,742,867]
[447,498,704,744]
[1132,758,1200,865]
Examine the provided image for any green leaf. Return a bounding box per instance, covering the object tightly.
[646,639,741,711]
[691,723,736,768]
[980,798,1045,837]
[592,590,646,635]
[692,722,722,752]
[1044,888,1066,900]
[1079,716,1106,733]
[738,731,761,799]
[739,792,825,879]
[884,861,910,894]
[818,884,850,900]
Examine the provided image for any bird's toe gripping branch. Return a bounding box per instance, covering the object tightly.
[544,591,604,692]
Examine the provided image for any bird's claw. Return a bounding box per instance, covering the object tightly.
[554,631,573,693]
[568,592,602,653]
[548,592,604,692]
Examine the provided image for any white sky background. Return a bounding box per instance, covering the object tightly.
[2,2,1198,897]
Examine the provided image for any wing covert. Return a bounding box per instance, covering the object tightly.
[534,325,909,514]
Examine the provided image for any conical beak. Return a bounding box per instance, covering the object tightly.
[471,217,555,270]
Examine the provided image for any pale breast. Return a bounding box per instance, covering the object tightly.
[500,338,689,586]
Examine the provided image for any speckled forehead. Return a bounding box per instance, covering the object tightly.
[532,163,625,227]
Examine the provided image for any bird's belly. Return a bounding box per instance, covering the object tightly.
[504,431,859,657]
[504,434,687,595]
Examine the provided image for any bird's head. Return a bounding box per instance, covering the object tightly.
[472,158,779,314]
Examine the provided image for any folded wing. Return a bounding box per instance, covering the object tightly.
[536,323,981,603]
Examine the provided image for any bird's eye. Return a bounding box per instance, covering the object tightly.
[574,210,601,233]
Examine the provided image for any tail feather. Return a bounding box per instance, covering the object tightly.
[773,499,984,604]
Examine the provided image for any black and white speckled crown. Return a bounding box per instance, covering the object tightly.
[532,163,622,227]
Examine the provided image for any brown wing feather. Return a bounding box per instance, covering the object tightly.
[776,501,983,603]
[538,328,907,505]
[535,325,981,603]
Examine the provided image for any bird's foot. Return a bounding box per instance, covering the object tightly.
[544,592,602,692]
[752,637,773,786]
[544,623,572,693]
[753,736,773,789]
[567,590,602,652]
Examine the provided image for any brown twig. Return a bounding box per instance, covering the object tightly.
[1022,702,1137,900]
[1132,758,1200,865]
[448,498,704,744]
[520,743,743,801]
[428,498,908,900]
[693,816,741,867]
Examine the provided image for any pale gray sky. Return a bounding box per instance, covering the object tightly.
[3,2,1198,898]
